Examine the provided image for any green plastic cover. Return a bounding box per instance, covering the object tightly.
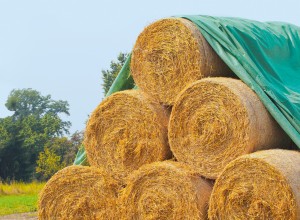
[74,16,300,165]
[181,15,300,148]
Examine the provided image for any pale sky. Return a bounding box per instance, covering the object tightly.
[0,0,299,134]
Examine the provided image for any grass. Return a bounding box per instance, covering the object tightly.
[0,181,45,195]
[0,194,38,216]
[0,182,45,216]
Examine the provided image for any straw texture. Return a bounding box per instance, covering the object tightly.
[169,77,291,179]
[118,161,212,220]
[84,90,171,181]
[131,18,232,105]
[38,165,119,220]
[209,149,300,220]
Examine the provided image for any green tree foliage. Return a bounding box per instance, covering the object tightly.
[6,89,70,121]
[45,131,83,166]
[35,131,83,180]
[0,89,71,181]
[36,147,66,180]
[101,52,129,95]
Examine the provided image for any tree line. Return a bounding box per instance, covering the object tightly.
[0,89,83,181]
[0,52,128,182]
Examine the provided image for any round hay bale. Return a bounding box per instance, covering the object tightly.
[38,165,119,220]
[169,77,291,179]
[209,149,300,220]
[118,161,212,220]
[84,90,171,181]
[131,18,232,105]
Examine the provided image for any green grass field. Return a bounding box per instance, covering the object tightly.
[0,182,45,216]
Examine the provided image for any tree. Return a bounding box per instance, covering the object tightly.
[0,89,71,181]
[6,89,69,121]
[63,131,83,165]
[45,131,83,166]
[101,52,129,95]
[36,147,66,180]
[35,131,83,180]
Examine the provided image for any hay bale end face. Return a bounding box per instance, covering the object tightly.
[84,90,171,181]
[209,149,300,220]
[118,161,212,220]
[169,77,291,179]
[131,18,232,105]
[38,165,119,220]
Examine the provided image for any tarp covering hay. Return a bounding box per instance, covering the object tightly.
[38,165,119,220]
[169,77,291,179]
[209,149,300,220]
[118,161,212,220]
[130,18,232,105]
[84,90,171,181]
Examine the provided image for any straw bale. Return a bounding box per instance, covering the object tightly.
[131,18,232,105]
[84,90,171,181]
[38,165,119,220]
[209,149,300,220]
[118,161,212,220]
[169,77,291,179]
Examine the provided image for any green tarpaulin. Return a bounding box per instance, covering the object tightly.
[74,15,300,165]
[183,15,300,147]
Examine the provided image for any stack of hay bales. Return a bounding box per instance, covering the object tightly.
[38,17,297,220]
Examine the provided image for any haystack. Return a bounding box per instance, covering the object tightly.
[169,77,291,179]
[118,161,212,220]
[38,165,119,220]
[209,149,300,220]
[130,18,232,105]
[84,90,171,181]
